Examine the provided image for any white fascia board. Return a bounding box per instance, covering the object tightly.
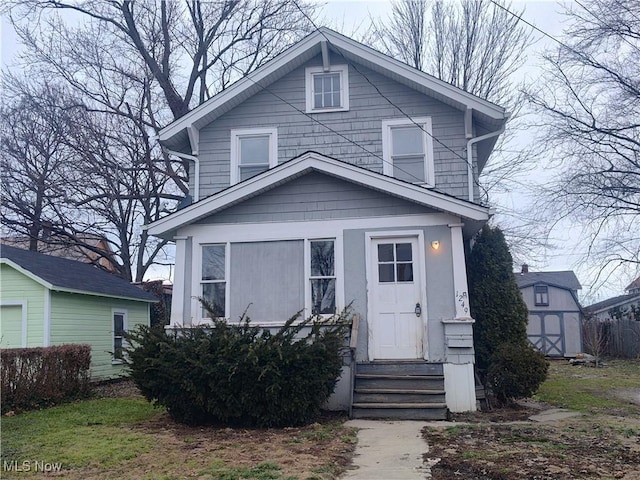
[158,31,325,143]
[158,28,506,146]
[0,259,156,304]
[145,152,490,238]
[1,258,54,290]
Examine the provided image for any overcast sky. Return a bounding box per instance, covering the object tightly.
[1,1,633,301]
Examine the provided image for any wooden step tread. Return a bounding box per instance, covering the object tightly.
[355,388,445,395]
[356,374,445,380]
[352,402,448,409]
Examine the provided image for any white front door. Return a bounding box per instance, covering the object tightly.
[369,236,424,359]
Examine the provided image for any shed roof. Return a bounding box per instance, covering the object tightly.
[1,244,156,302]
[515,271,582,292]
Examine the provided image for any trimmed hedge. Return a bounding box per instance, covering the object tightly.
[0,344,92,413]
[125,310,349,427]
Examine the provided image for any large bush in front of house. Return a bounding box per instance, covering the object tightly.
[467,225,548,399]
[0,345,91,413]
[124,306,349,427]
[486,342,549,402]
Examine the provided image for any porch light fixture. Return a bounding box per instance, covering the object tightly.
[431,240,440,250]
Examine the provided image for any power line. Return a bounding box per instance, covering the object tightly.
[291,0,490,198]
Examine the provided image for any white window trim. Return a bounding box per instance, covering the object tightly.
[230,128,278,185]
[381,117,435,187]
[197,243,230,325]
[112,308,128,365]
[304,237,343,318]
[305,65,350,113]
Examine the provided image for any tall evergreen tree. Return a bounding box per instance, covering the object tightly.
[467,225,529,371]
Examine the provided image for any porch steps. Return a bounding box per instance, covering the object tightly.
[351,361,448,420]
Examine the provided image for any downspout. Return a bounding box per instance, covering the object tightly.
[466,123,506,203]
[164,149,200,202]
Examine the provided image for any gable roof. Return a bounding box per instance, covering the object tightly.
[584,293,640,315]
[515,271,582,292]
[625,276,640,293]
[159,27,508,162]
[1,244,156,303]
[146,151,491,240]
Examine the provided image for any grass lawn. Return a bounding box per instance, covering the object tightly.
[425,359,640,480]
[1,388,357,479]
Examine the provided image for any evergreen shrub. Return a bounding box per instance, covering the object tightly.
[487,342,549,402]
[125,306,349,427]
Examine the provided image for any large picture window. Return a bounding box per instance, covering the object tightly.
[201,244,226,318]
[382,117,435,186]
[230,128,278,185]
[309,239,336,315]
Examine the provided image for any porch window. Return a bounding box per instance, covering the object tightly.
[382,117,434,186]
[230,128,278,185]
[377,242,414,283]
[534,285,549,306]
[112,309,127,363]
[309,239,336,315]
[201,244,226,318]
[305,65,349,113]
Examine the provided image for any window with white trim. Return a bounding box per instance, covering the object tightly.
[382,117,435,186]
[305,65,349,113]
[201,244,226,318]
[230,128,278,184]
[534,285,549,306]
[112,309,127,363]
[309,239,336,315]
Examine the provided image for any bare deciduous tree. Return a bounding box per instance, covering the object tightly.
[525,0,640,277]
[2,0,315,280]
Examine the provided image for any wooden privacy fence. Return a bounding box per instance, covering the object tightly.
[585,319,640,358]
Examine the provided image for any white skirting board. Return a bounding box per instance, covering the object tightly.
[444,362,477,412]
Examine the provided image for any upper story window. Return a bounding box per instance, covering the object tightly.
[305,65,349,113]
[230,128,278,185]
[534,285,549,306]
[381,117,435,186]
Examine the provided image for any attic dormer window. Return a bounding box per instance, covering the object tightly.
[305,65,349,113]
[534,285,549,306]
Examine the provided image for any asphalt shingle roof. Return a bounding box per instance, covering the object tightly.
[515,271,582,291]
[1,244,156,302]
[584,293,640,314]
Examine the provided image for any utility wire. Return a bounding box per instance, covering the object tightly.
[290,0,493,199]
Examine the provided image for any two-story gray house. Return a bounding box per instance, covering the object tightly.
[516,265,583,357]
[147,28,509,418]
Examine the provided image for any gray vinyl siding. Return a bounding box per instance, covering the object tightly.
[197,172,435,225]
[343,225,455,363]
[229,241,304,322]
[197,53,473,200]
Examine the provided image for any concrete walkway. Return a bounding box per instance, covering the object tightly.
[341,420,434,479]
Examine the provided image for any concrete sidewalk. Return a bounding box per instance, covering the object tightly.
[341,420,435,479]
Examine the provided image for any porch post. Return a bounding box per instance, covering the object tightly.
[448,223,473,320]
[170,236,192,326]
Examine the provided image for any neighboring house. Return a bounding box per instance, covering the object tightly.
[146,28,510,417]
[584,276,640,322]
[0,245,155,380]
[1,233,119,273]
[515,265,583,357]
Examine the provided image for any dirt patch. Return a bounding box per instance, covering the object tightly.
[612,388,640,406]
[424,410,640,480]
[92,379,143,399]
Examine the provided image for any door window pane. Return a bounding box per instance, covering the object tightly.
[396,263,414,282]
[377,241,414,283]
[395,243,412,261]
[377,244,394,262]
[378,264,395,283]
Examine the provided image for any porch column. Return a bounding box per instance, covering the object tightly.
[170,235,193,326]
[448,223,472,320]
